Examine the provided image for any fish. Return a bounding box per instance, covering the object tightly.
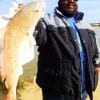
[0,1,23,81]
[1,0,45,100]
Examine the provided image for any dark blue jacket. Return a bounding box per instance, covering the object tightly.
[34,8,100,100]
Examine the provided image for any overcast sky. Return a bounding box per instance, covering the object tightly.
[0,0,100,23]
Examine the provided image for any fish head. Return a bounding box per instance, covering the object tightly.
[19,0,45,29]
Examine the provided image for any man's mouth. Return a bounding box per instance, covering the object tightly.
[66,4,76,10]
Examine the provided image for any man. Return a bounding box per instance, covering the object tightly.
[34,0,100,100]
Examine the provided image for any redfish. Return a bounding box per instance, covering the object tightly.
[2,0,45,100]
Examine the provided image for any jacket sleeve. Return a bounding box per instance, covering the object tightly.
[95,36,100,68]
[87,23,100,68]
[33,18,47,46]
[91,30,100,68]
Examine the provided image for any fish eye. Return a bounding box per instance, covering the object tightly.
[35,10,39,12]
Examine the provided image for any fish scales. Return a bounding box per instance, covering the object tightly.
[2,0,45,100]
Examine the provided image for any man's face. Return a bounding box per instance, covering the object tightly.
[58,0,78,16]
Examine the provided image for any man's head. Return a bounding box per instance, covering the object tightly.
[58,0,78,17]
